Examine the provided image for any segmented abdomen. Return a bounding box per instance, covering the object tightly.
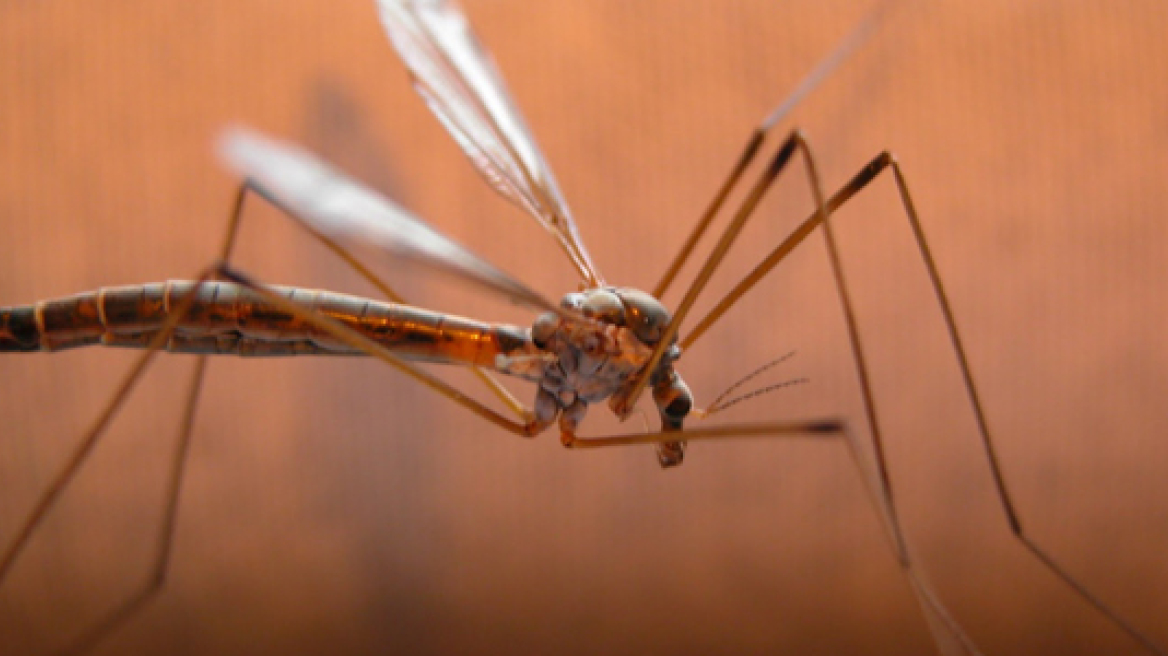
[0,281,531,366]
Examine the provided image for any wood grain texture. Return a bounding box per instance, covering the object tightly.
[1,1,1166,654]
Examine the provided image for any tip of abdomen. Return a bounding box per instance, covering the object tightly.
[0,306,41,352]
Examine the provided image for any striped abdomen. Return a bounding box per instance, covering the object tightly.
[0,281,533,367]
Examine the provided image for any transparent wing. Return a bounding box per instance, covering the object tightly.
[219,127,562,315]
[376,0,603,287]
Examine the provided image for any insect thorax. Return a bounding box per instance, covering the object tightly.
[526,287,689,432]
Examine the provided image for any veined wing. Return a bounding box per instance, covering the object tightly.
[219,127,563,316]
[376,0,603,288]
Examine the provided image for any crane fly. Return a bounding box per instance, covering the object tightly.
[0,1,1163,654]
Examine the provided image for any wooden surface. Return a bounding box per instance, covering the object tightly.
[1,1,1166,654]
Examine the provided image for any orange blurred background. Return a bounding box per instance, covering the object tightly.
[1,1,1166,654]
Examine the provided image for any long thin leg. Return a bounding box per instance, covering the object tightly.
[233,182,532,421]
[651,3,883,299]
[651,129,765,300]
[4,184,550,654]
[561,419,980,656]
[49,189,286,654]
[59,187,271,653]
[52,356,209,656]
[613,131,812,418]
[801,139,978,655]
[0,185,261,653]
[216,186,547,440]
[681,147,1164,653]
[0,269,216,655]
[564,418,842,447]
[680,153,885,350]
[213,263,540,437]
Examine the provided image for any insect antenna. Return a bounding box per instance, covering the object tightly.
[694,350,808,418]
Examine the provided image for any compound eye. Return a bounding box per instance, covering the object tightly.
[560,292,586,311]
[531,312,559,348]
[579,289,625,325]
[627,306,666,344]
[615,288,672,345]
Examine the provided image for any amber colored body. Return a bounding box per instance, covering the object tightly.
[0,280,532,365]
